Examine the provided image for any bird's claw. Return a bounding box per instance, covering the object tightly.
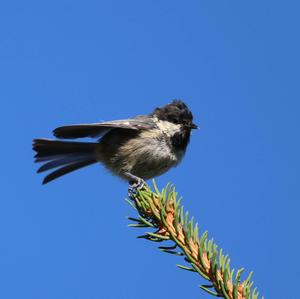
[128,177,146,199]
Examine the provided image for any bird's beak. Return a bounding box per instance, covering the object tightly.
[191,123,198,129]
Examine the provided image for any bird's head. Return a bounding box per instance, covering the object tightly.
[152,100,198,130]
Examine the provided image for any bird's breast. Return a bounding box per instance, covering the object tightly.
[116,129,184,179]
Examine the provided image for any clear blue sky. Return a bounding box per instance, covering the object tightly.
[0,1,299,298]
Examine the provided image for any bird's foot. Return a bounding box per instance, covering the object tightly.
[122,171,146,199]
[128,177,146,199]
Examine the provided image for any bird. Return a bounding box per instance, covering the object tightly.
[33,100,197,188]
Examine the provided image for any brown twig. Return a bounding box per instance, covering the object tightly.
[127,181,263,299]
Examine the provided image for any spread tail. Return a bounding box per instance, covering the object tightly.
[33,139,98,184]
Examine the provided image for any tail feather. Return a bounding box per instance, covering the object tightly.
[33,139,97,158]
[42,159,96,184]
[37,155,91,173]
[33,138,98,184]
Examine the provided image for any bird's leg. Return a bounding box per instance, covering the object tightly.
[123,171,146,198]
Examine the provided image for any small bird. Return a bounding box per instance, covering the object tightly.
[33,100,197,188]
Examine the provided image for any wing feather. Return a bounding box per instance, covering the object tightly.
[53,117,156,139]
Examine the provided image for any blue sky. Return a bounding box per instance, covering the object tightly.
[0,1,299,298]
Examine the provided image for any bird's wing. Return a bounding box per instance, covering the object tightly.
[53,116,157,139]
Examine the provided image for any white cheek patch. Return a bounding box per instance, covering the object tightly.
[156,120,181,137]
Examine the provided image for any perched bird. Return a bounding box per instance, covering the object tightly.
[33,100,197,188]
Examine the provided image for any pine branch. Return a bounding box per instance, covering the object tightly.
[127,181,263,299]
